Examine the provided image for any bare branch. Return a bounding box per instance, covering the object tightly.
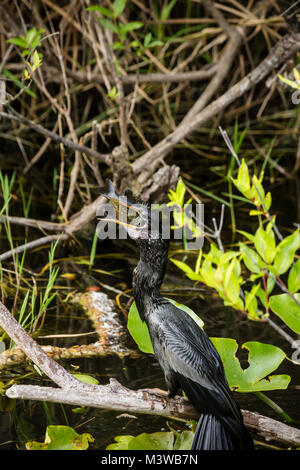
[133,33,300,182]
[0,299,96,391]
[0,110,111,165]
[5,382,300,447]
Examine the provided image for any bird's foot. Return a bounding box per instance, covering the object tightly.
[162,396,168,409]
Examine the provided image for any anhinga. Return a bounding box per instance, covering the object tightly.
[101,183,254,450]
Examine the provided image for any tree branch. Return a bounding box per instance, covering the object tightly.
[0,110,111,165]
[132,33,300,182]
[1,297,300,447]
[0,195,106,262]
[5,382,300,447]
[0,299,96,391]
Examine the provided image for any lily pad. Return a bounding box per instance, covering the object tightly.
[26,425,94,450]
[210,338,290,392]
[107,430,194,450]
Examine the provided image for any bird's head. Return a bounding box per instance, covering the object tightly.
[99,181,169,286]
[99,180,155,242]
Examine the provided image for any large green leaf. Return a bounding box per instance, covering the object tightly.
[127,299,204,354]
[129,432,174,450]
[210,338,290,392]
[273,230,300,275]
[269,293,300,334]
[107,430,193,450]
[239,243,264,274]
[127,302,154,354]
[26,425,94,450]
[254,226,276,264]
[113,0,127,18]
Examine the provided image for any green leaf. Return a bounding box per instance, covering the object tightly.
[249,210,264,216]
[26,425,94,450]
[161,0,177,21]
[148,39,163,47]
[113,0,127,18]
[173,431,194,450]
[240,243,263,273]
[86,5,111,17]
[250,174,265,207]
[170,258,203,281]
[120,21,143,33]
[211,338,290,392]
[236,158,250,194]
[223,259,241,304]
[127,302,154,354]
[107,85,120,100]
[107,435,135,450]
[26,27,38,47]
[73,373,99,385]
[144,32,152,47]
[236,230,254,242]
[244,284,260,320]
[273,230,300,275]
[288,259,300,293]
[265,192,272,211]
[254,226,276,264]
[269,293,300,334]
[107,430,193,451]
[7,37,28,48]
[128,432,174,450]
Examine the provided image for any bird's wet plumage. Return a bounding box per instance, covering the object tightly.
[101,183,254,450]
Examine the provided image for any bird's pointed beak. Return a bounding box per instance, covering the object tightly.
[98,181,149,238]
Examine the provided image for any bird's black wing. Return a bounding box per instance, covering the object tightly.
[156,306,243,424]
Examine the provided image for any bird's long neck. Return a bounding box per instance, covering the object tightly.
[132,239,169,320]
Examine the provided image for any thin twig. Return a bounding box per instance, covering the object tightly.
[132,33,300,182]
[0,110,111,164]
[0,234,68,262]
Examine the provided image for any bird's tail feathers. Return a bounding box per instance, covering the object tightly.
[191,414,254,450]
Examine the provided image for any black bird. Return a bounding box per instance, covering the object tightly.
[102,184,254,450]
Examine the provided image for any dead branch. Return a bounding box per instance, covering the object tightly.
[0,194,106,262]
[183,0,244,122]
[0,299,96,391]
[43,64,218,85]
[0,234,69,262]
[132,32,300,183]
[5,381,300,448]
[0,110,111,165]
[0,215,65,231]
